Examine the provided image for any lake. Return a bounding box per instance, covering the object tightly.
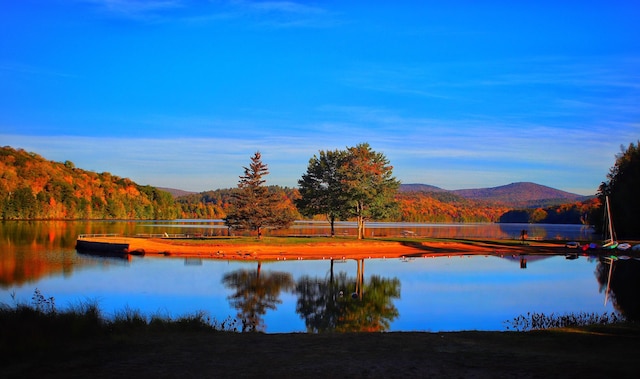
[0,220,623,332]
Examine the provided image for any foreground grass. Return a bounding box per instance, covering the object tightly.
[0,293,239,358]
[2,295,639,378]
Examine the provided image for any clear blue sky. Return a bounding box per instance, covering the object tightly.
[2,1,639,195]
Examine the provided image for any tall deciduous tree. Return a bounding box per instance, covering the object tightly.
[596,141,640,238]
[224,151,295,238]
[296,149,347,237]
[339,143,400,239]
[297,143,400,239]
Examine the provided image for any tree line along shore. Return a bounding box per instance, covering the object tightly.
[1,145,597,225]
[4,141,639,242]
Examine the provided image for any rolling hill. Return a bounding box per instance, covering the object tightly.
[400,182,591,208]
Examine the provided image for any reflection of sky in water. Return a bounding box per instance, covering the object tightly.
[2,254,613,333]
[373,256,607,331]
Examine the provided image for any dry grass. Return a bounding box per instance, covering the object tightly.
[3,291,639,379]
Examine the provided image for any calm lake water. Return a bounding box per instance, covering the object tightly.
[0,220,623,332]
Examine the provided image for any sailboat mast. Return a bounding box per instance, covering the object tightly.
[605,196,614,244]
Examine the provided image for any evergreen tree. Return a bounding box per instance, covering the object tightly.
[224,152,295,238]
[596,141,640,238]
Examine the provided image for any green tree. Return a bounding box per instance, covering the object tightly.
[339,143,400,239]
[223,263,294,332]
[224,151,295,238]
[596,141,640,238]
[3,187,37,219]
[296,149,348,236]
[295,260,401,332]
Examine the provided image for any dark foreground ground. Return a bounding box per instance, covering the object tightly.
[3,324,640,379]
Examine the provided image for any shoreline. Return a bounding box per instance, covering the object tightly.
[76,236,586,260]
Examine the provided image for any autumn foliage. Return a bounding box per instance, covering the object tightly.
[0,146,179,220]
[1,146,595,224]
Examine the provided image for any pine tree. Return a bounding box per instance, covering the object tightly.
[596,141,640,238]
[224,152,295,238]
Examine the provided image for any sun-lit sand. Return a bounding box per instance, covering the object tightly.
[79,236,569,260]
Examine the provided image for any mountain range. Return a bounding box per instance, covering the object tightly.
[399,182,592,208]
[162,182,592,209]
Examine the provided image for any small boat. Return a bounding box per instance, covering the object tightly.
[565,241,580,249]
[617,243,631,251]
[603,241,619,250]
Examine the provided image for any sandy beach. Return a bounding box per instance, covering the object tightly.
[79,235,572,260]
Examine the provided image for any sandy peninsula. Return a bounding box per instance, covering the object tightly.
[79,235,572,260]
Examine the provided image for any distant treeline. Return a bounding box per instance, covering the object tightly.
[1,146,595,223]
[176,187,301,220]
[178,189,594,224]
[498,199,599,225]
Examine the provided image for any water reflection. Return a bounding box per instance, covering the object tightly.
[1,220,593,287]
[1,220,142,287]
[596,257,640,321]
[1,220,617,333]
[295,259,401,332]
[223,262,294,332]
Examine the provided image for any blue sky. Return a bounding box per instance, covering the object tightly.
[1,1,638,195]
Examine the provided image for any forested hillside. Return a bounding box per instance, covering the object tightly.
[395,191,509,222]
[1,146,596,224]
[0,146,180,220]
[499,198,599,224]
[450,182,587,207]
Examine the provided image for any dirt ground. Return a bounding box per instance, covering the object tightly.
[4,325,640,379]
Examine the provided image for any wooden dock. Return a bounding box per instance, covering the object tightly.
[75,234,131,255]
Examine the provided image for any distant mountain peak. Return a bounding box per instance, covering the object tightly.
[400,182,589,207]
[157,187,197,198]
[398,183,446,193]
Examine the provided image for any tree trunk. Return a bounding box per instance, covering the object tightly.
[329,214,336,237]
[355,201,365,239]
[357,215,365,240]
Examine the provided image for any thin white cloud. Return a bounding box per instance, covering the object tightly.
[226,0,337,28]
[344,56,640,102]
[79,0,336,27]
[82,0,184,19]
[234,0,326,15]
[0,61,77,78]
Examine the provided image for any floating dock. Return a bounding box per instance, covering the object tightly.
[76,234,134,255]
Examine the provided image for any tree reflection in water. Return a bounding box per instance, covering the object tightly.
[222,262,294,332]
[596,257,640,321]
[295,259,401,332]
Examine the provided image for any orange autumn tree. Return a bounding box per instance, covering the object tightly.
[340,143,400,239]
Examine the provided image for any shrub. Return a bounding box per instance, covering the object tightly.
[505,311,623,331]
